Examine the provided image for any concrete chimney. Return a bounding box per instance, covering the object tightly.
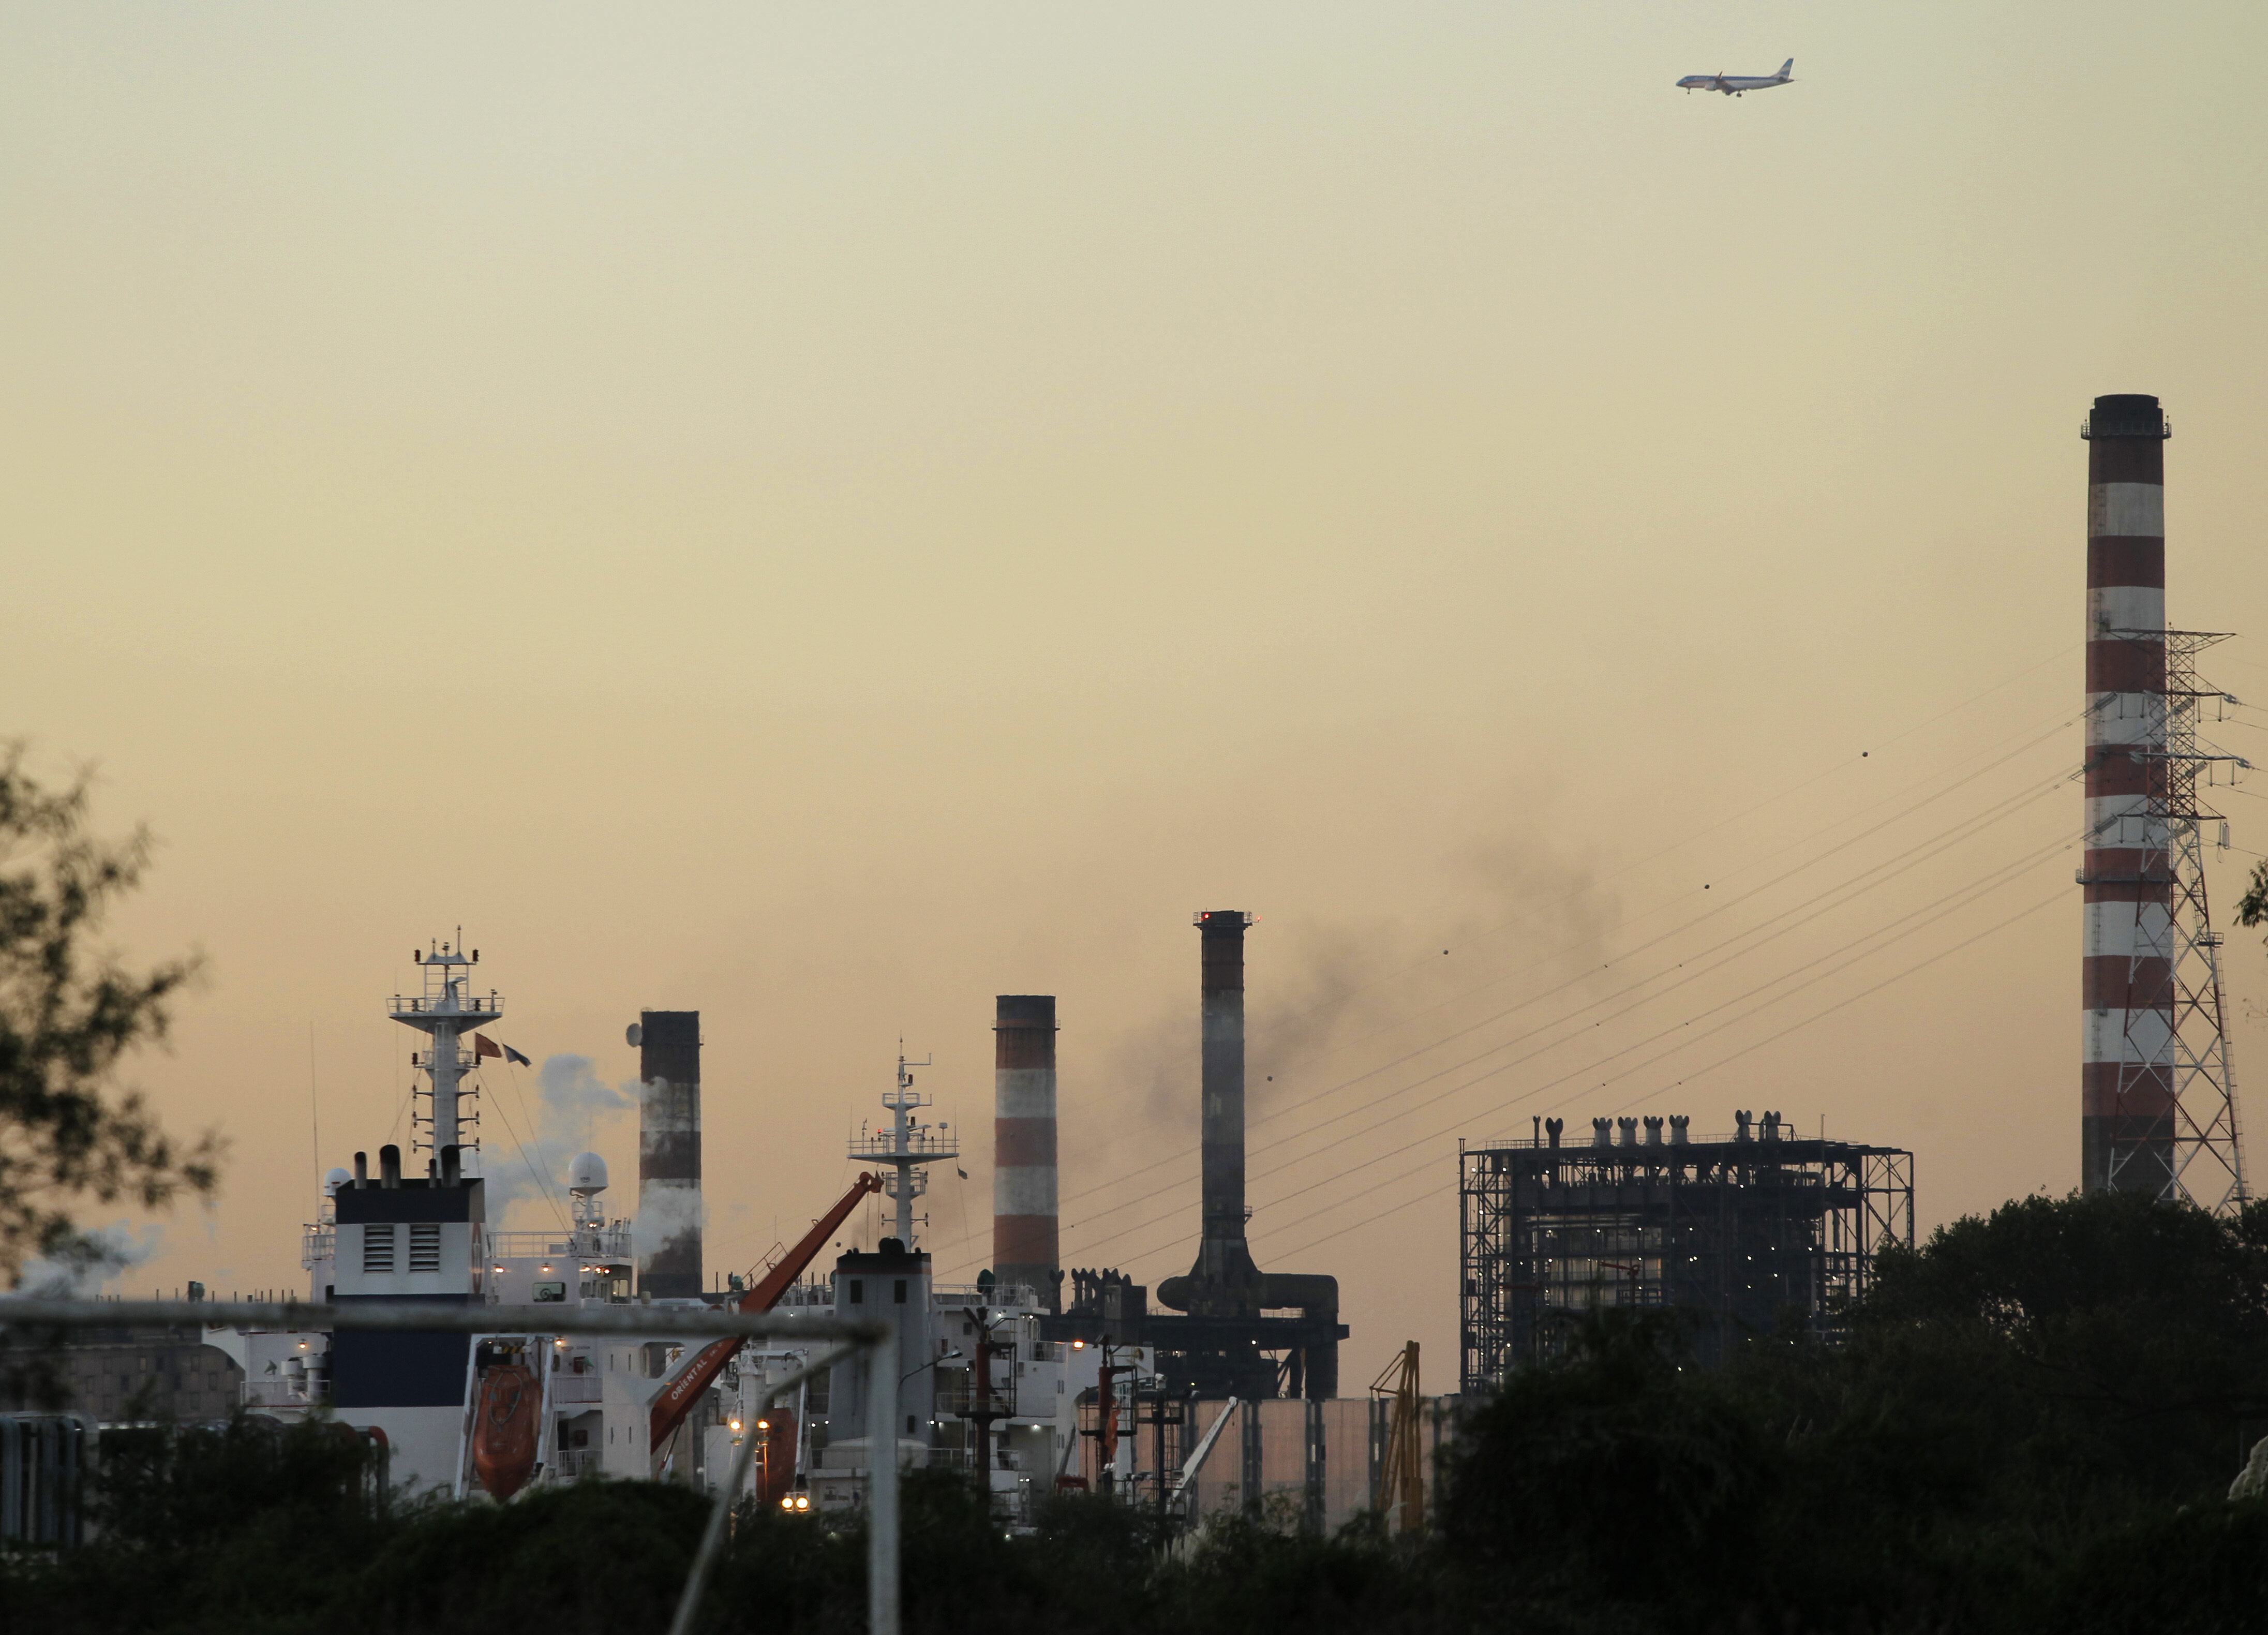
[992,995,1060,1312]
[2081,393,2176,1195]
[1153,910,1341,1398]
[1190,911,1261,1308]
[637,1009,703,1299]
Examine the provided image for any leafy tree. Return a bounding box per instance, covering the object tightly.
[1720,1192,2268,1629]
[1437,1311,1773,1625]
[2235,856,2268,940]
[0,744,218,1285]
[348,1479,711,1635]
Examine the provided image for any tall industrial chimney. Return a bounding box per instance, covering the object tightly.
[2081,394,2176,1195]
[636,1009,703,1298]
[1154,910,1342,1398]
[993,995,1060,1312]
[1190,911,1262,1307]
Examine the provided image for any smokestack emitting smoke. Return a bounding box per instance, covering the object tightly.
[1193,910,1262,1302]
[1158,910,1341,1397]
[637,1009,703,1298]
[992,994,1059,1312]
[2081,393,2175,1195]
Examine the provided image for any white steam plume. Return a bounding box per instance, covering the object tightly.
[481,1053,638,1225]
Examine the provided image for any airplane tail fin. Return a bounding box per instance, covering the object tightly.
[1778,58,1794,79]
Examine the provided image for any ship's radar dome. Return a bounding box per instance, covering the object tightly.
[322,1167,352,1195]
[568,1152,609,1194]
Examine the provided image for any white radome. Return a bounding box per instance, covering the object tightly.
[323,1166,353,1195]
[568,1151,609,1194]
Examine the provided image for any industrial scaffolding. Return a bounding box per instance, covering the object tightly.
[1458,1117,1914,1390]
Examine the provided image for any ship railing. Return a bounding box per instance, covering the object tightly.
[486,1228,633,1261]
[300,1227,335,1269]
[922,1447,1029,1473]
[846,1134,959,1158]
[385,992,507,1017]
[931,1283,1038,1311]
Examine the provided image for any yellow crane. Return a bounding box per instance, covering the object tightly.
[1369,1341,1424,1533]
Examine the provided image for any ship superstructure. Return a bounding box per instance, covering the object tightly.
[130,952,1143,1521]
[794,1052,1135,1521]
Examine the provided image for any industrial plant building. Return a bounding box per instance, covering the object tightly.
[1457,1113,1914,1389]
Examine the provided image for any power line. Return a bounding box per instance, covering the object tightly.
[1198,642,2084,1067]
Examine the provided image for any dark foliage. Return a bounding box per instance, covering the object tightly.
[10,1191,2268,1634]
[2234,854,2268,940]
[349,1480,711,1635]
[2042,1495,2268,1635]
[1160,1505,1431,1634]
[1429,1190,2268,1632]
[5,1413,392,1635]
[1439,1310,1771,1609]
[0,745,218,1287]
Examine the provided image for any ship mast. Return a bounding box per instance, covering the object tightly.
[386,930,504,1163]
[850,1051,957,1247]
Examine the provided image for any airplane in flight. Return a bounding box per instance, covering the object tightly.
[1678,60,1795,96]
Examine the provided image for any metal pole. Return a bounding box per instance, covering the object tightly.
[868,1337,900,1635]
[667,1344,858,1635]
[0,1299,884,1343]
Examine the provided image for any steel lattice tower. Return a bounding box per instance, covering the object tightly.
[2141,630,2247,1209]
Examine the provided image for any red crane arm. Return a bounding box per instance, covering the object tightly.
[647,1170,883,1452]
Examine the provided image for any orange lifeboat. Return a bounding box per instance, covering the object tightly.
[472,1361,540,1499]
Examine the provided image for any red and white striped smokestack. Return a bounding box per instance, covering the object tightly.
[993,995,1059,1312]
[2081,393,2175,1195]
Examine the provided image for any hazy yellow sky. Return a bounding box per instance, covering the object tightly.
[7,4,2267,1381]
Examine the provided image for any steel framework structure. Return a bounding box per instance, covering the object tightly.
[2095,629,2250,1212]
[1458,1121,1914,1392]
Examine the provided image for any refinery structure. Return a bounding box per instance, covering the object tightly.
[1457,1114,1914,1387]
[2,393,2254,1538]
